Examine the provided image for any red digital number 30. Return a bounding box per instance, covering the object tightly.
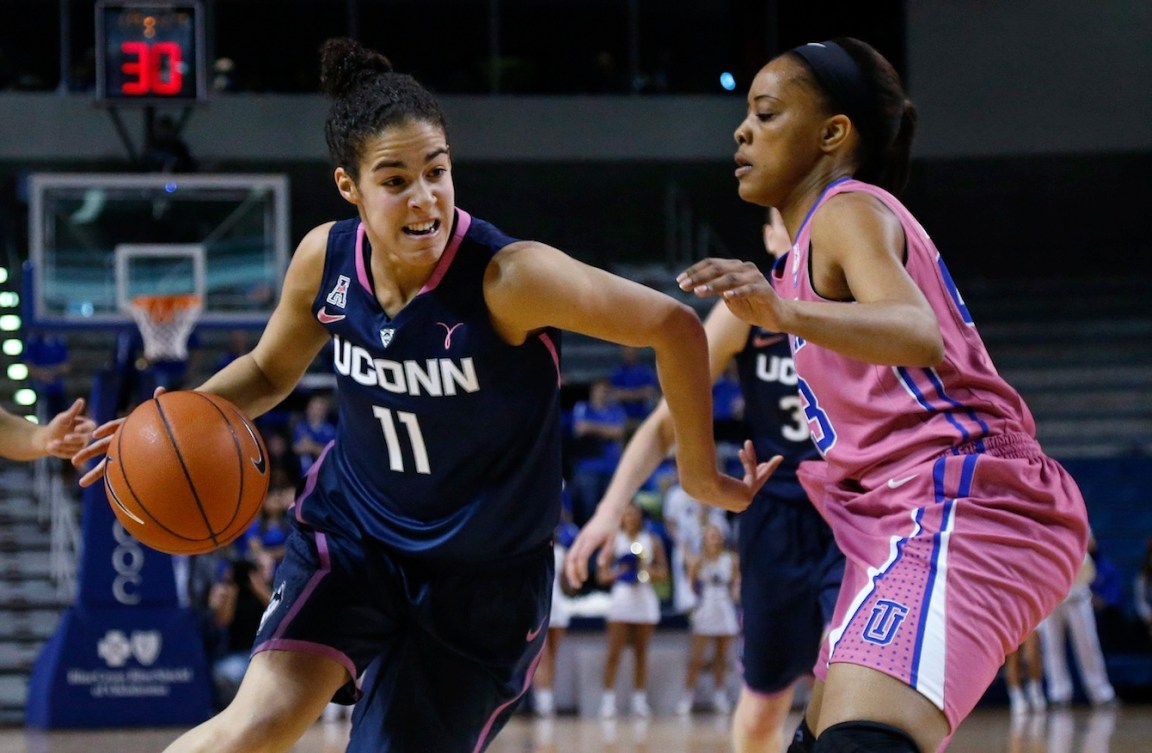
[120,41,184,96]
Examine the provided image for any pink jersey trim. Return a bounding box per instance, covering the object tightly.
[271,531,331,642]
[251,639,359,693]
[538,331,561,387]
[354,223,371,294]
[293,440,334,524]
[471,637,545,753]
[421,209,472,294]
[252,532,360,689]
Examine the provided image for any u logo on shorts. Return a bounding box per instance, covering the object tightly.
[862,599,909,646]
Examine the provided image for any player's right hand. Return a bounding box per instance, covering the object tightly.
[72,387,167,488]
[563,506,621,589]
[72,418,123,488]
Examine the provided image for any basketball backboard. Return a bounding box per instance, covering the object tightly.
[26,173,289,328]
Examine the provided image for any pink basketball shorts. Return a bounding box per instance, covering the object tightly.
[800,434,1089,733]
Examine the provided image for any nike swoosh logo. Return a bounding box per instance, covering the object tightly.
[241,421,267,474]
[752,333,786,348]
[526,618,547,642]
[887,475,917,489]
[317,307,346,324]
[105,465,145,525]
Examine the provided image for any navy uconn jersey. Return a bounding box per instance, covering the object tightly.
[732,326,819,491]
[301,209,563,561]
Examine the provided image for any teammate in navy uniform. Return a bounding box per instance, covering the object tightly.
[567,208,843,751]
[75,38,773,753]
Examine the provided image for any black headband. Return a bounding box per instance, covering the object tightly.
[789,41,871,134]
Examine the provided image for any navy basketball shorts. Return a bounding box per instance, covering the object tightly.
[253,523,553,753]
[737,485,845,694]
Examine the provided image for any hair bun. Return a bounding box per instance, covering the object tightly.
[319,37,394,99]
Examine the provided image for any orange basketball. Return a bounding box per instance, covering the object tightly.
[104,390,271,555]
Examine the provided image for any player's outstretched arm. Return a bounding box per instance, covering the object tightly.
[0,398,94,462]
[678,195,943,367]
[486,242,778,517]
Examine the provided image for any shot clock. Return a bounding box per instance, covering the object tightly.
[96,1,206,104]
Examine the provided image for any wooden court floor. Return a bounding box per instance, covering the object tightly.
[2,705,1150,753]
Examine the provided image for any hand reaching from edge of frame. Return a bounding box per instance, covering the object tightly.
[41,398,97,460]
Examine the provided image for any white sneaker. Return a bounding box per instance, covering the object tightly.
[630,691,651,718]
[675,692,693,715]
[1008,687,1028,716]
[1026,681,1047,712]
[712,689,732,714]
[599,692,617,719]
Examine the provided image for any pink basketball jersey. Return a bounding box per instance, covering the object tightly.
[774,178,1036,489]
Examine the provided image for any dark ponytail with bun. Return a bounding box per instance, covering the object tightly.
[319,38,448,180]
[788,37,917,195]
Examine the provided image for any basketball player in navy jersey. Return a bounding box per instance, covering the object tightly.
[567,208,843,751]
[74,38,774,753]
[0,400,93,461]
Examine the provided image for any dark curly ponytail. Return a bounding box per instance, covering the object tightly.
[319,38,448,180]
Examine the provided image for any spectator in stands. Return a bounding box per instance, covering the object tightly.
[568,378,627,525]
[608,346,659,433]
[1037,542,1118,708]
[677,522,740,715]
[1003,631,1046,715]
[662,469,730,616]
[213,329,254,374]
[597,501,668,718]
[1134,538,1152,645]
[263,431,300,489]
[710,359,745,451]
[209,558,273,709]
[24,331,70,422]
[291,393,337,476]
[1088,536,1128,652]
[532,514,581,717]
[243,482,293,583]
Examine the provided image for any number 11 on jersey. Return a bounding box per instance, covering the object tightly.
[372,406,431,474]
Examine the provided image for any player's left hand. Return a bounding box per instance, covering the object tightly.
[41,398,97,460]
[678,258,787,332]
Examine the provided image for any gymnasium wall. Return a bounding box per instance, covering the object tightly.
[0,3,1148,279]
[906,0,1152,158]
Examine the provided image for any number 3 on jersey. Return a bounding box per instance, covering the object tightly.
[372,406,431,474]
[797,377,836,455]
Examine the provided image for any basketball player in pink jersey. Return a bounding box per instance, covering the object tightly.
[677,38,1089,753]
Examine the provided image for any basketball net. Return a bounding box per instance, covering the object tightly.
[129,294,202,362]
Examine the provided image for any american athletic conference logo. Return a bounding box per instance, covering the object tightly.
[861,599,909,646]
[326,275,350,308]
